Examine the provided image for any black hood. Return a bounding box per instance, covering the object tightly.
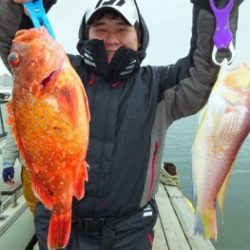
[76,0,149,81]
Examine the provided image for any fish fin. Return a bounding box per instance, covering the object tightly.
[198,105,208,125]
[191,167,197,204]
[217,163,234,220]
[31,173,53,210]
[6,100,31,169]
[74,181,85,200]
[191,187,196,206]
[195,208,217,240]
[83,161,89,182]
[56,85,79,128]
[6,100,15,125]
[191,141,198,204]
[6,100,18,141]
[194,210,203,236]
[48,211,71,250]
[74,161,88,200]
[82,87,90,122]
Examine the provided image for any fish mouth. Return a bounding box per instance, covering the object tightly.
[41,68,61,88]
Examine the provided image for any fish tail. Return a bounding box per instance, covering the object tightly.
[194,208,217,240]
[47,211,71,250]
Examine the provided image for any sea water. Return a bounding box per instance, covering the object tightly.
[164,112,250,250]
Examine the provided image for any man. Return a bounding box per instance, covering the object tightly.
[0,0,243,249]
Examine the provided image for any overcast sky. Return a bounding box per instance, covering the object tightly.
[0,0,249,75]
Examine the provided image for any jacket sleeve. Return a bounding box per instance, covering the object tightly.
[158,1,241,124]
[0,0,57,73]
[2,124,19,168]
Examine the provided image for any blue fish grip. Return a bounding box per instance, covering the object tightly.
[23,0,55,39]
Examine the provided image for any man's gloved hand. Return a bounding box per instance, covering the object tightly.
[191,0,244,11]
[2,166,15,184]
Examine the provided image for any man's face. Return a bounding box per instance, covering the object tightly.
[88,14,139,63]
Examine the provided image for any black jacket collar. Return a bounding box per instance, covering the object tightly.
[77,39,145,81]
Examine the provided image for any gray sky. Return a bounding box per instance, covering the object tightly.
[0,0,250,75]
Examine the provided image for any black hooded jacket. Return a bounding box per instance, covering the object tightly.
[0,0,240,219]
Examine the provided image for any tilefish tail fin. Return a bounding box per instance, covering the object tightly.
[194,207,217,240]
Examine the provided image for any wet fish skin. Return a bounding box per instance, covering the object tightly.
[192,64,250,240]
[7,27,90,250]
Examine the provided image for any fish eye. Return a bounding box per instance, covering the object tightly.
[7,52,20,67]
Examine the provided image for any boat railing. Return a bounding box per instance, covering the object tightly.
[0,183,23,212]
[0,183,24,237]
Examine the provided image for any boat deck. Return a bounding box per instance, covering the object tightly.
[153,183,215,250]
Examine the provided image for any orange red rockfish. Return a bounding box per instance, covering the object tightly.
[7,27,90,250]
[192,64,250,240]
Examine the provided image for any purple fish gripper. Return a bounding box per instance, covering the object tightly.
[209,0,235,65]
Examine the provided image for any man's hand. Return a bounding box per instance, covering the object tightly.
[2,167,15,185]
[13,0,34,16]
